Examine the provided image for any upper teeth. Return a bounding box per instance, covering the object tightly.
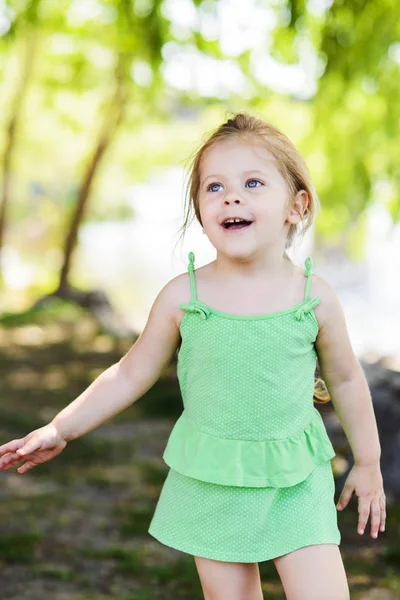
[224,218,245,223]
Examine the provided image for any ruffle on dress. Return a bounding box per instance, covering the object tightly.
[163,408,336,488]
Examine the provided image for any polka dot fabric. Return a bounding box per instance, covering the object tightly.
[177,307,320,440]
[148,463,340,563]
[148,251,341,561]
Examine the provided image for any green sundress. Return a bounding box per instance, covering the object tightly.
[148,251,341,562]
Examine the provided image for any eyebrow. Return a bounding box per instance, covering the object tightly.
[201,169,268,186]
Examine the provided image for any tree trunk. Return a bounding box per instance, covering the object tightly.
[30,55,132,336]
[32,286,135,338]
[0,30,37,272]
[56,54,129,293]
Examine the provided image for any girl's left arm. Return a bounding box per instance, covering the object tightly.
[313,275,386,539]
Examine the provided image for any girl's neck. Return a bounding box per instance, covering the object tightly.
[213,249,292,279]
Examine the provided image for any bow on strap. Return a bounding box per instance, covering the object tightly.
[304,256,313,276]
[294,297,321,321]
[180,302,211,320]
[187,251,195,272]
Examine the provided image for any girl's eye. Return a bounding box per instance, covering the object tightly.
[207,183,223,192]
[246,179,262,188]
[206,179,263,192]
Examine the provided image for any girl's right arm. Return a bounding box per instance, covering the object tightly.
[0,276,183,474]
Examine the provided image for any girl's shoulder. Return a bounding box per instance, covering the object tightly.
[308,271,342,331]
[311,272,358,384]
[164,260,212,328]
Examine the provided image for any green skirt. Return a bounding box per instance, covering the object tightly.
[148,459,341,563]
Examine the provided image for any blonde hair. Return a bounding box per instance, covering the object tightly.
[177,112,320,254]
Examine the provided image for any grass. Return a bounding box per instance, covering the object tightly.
[0,299,399,599]
[0,531,43,563]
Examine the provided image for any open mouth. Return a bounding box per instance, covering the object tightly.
[221,218,254,231]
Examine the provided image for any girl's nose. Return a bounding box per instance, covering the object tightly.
[224,190,244,203]
[224,197,243,205]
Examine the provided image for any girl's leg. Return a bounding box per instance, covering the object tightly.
[273,543,350,600]
[194,556,264,600]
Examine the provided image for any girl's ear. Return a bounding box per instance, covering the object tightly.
[287,190,309,224]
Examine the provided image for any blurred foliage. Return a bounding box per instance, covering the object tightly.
[280,0,400,241]
[0,0,399,292]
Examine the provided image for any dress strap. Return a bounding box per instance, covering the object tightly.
[179,252,211,319]
[303,256,313,302]
[294,255,321,321]
[179,251,211,319]
[187,251,197,303]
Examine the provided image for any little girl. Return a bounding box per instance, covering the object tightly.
[0,113,385,600]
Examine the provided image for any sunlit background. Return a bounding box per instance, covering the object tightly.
[1,0,399,359]
[1,0,399,357]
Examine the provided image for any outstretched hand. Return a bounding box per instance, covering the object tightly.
[0,423,67,474]
[336,463,386,538]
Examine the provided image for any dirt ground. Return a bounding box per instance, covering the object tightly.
[0,305,398,599]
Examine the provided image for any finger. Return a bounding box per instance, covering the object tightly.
[0,439,24,455]
[369,498,381,538]
[0,449,30,468]
[17,460,36,474]
[17,439,41,456]
[337,485,354,510]
[357,498,371,535]
[379,494,386,532]
[0,451,22,469]
[0,451,14,466]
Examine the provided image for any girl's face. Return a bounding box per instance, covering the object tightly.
[198,136,306,257]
